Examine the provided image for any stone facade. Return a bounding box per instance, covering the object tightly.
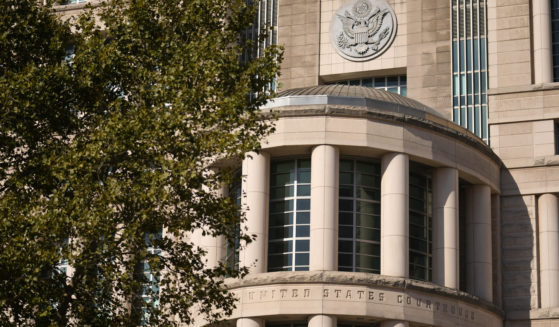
[52,0,559,326]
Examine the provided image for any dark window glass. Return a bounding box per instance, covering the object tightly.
[268,159,310,271]
[409,171,432,282]
[338,159,381,274]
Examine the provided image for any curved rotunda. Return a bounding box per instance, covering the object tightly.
[198,85,503,327]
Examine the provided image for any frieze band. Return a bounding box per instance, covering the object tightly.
[236,286,480,322]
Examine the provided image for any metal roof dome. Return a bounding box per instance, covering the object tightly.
[265,85,445,119]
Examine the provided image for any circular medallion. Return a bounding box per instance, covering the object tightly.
[330,0,397,62]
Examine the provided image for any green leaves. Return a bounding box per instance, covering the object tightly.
[0,0,281,326]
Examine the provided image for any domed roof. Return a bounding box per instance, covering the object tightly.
[266,85,445,119]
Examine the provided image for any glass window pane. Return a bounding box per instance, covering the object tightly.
[271,161,293,173]
[356,173,376,186]
[340,160,353,171]
[270,185,293,198]
[356,187,379,201]
[272,172,293,186]
[270,213,293,226]
[340,172,353,184]
[269,226,293,239]
[296,240,309,252]
[296,225,310,237]
[356,214,379,228]
[387,76,399,86]
[296,199,310,211]
[338,253,353,267]
[297,185,310,196]
[357,201,379,215]
[356,255,379,270]
[270,200,293,213]
[374,77,386,87]
[297,211,310,224]
[298,159,311,169]
[362,78,373,87]
[339,240,353,252]
[339,199,354,211]
[297,171,310,183]
[295,253,309,265]
[356,161,377,173]
[339,185,353,197]
[269,241,292,254]
[355,241,379,255]
[339,226,353,238]
[356,227,380,241]
[339,212,353,225]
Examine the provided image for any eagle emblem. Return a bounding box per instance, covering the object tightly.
[330,0,397,61]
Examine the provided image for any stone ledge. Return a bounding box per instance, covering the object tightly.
[488,83,559,96]
[225,271,504,318]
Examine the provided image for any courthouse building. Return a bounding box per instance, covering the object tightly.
[55,0,559,326]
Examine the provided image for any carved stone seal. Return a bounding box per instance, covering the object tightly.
[330,0,397,61]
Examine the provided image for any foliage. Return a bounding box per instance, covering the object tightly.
[0,0,282,326]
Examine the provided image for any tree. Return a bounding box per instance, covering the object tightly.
[0,0,282,325]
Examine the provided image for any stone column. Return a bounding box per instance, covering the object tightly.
[538,193,559,308]
[380,321,409,327]
[465,185,493,302]
[308,314,336,327]
[196,182,228,268]
[432,168,459,289]
[381,153,409,278]
[239,152,270,273]
[237,317,264,327]
[491,193,502,307]
[310,145,339,271]
[533,0,553,83]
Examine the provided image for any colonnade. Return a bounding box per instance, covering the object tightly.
[197,145,496,327]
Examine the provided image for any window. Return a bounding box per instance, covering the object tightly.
[552,0,559,81]
[225,174,242,270]
[60,0,88,4]
[327,75,407,96]
[451,0,488,143]
[242,0,279,91]
[139,231,161,325]
[268,159,311,271]
[338,160,381,274]
[409,171,432,282]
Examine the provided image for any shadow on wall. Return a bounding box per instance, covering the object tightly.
[499,168,536,322]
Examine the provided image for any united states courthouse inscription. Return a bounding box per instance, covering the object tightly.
[231,283,502,326]
[330,0,397,61]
